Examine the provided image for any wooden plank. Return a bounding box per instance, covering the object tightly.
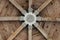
[29,0,33,12]
[9,0,27,15]
[0,17,20,21]
[34,23,48,39]
[37,17,60,21]
[7,22,27,40]
[28,25,33,40]
[34,0,52,15]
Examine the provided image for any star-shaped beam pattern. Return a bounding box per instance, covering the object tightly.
[0,0,58,40]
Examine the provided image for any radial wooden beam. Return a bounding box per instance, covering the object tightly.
[28,25,33,40]
[36,17,60,21]
[34,0,52,15]
[19,16,24,21]
[34,22,48,39]
[9,0,27,15]
[28,0,33,12]
[7,22,27,40]
[34,23,53,40]
[0,17,20,21]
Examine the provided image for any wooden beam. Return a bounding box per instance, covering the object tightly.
[34,23,48,39]
[34,0,52,15]
[34,23,53,40]
[36,17,60,21]
[0,17,20,21]
[7,22,27,40]
[29,0,33,12]
[28,25,33,40]
[9,0,27,15]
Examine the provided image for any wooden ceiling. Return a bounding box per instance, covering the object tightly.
[0,0,60,40]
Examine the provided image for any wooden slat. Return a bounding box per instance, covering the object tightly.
[34,0,52,15]
[34,23,48,39]
[37,17,60,21]
[7,22,27,40]
[0,17,20,21]
[9,0,27,15]
[29,0,33,12]
[28,25,33,40]
[41,17,60,21]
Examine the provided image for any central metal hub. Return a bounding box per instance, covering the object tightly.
[24,12,36,25]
